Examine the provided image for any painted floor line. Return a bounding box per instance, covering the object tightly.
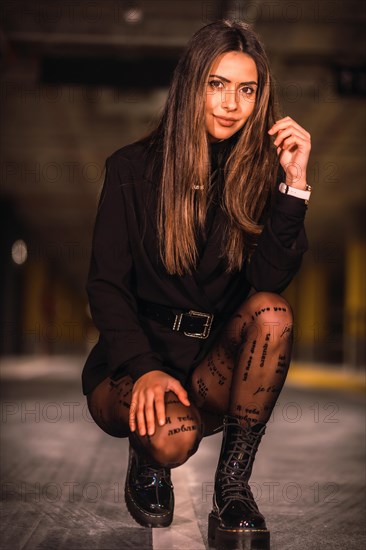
[153,467,206,550]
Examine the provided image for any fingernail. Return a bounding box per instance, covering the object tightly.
[159,419,165,426]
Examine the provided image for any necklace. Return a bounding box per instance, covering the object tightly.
[192,167,220,191]
[192,138,223,191]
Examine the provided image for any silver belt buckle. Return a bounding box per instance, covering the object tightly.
[173,310,214,339]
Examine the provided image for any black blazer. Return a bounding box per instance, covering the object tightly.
[82,140,308,395]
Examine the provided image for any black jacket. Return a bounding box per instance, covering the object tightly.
[82,140,308,395]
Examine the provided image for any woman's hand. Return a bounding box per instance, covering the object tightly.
[129,370,190,436]
[268,116,311,189]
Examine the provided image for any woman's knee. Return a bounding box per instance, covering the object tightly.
[242,291,294,332]
[149,425,202,467]
[223,292,294,347]
[143,395,203,468]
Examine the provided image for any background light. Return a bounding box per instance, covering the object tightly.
[11,239,28,265]
[124,7,143,24]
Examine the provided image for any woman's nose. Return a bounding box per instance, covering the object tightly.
[221,89,238,110]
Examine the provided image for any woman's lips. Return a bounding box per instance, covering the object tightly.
[214,115,238,127]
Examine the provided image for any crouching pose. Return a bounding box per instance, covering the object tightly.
[82,19,311,550]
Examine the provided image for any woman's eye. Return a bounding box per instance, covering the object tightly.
[240,86,255,96]
[208,80,223,90]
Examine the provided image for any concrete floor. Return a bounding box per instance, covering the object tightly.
[0,357,365,550]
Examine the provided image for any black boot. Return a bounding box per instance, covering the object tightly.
[124,443,174,528]
[208,415,270,550]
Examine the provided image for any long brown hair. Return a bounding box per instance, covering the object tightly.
[146,20,280,275]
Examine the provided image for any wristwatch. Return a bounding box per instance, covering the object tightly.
[279,182,312,203]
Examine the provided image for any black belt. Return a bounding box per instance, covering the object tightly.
[138,300,216,339]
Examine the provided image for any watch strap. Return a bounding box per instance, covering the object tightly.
[279,182,312,201]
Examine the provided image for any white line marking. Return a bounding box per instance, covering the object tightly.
[152,463,206,549]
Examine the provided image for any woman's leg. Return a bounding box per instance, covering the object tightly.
[189,290,294,549]
[189,291,294,428]
[86,374,203,467]
[86,375,204,527]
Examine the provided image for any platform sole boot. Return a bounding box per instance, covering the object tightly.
[208,415,270,550]
[124,441,174,528]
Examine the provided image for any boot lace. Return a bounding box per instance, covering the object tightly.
[218,422,264,515]
[139,462,171,484]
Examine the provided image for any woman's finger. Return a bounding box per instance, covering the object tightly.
[136,397,147,436]
[273,127,309,148]
[276,133,309,152]
[129,397,138,432]
[268,116,310,139]
[167,379,191,407]
[154,388,166,428]
[144,391,156,436]
[272,125,309,144]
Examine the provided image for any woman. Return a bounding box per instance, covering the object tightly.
[82,19,311,550]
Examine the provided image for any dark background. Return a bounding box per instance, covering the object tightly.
[1,0,365,372]
[0,3,365,550]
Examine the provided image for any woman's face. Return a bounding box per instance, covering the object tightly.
[205,51,258,142]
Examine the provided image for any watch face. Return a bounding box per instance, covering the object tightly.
[279,183,288,193]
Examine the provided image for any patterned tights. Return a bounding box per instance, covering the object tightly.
[86,292,293,467]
